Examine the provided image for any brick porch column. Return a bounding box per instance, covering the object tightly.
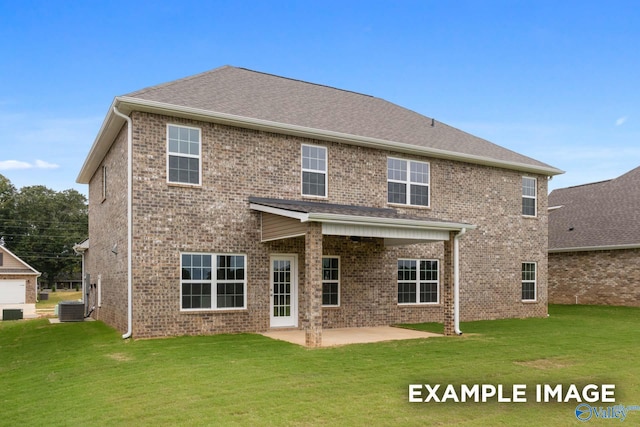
[305,222,323,347]
[442,231,455,336]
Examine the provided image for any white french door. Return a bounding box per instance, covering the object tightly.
[269,255,298,328]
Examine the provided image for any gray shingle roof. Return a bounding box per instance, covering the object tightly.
[248,196,474,229]
[250,196,453,222]
[124,66,559,172]
[549,166,640,251]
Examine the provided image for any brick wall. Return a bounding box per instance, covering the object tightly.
[549,249,640,306]
[85,123,129,332]
[86,111,549,338]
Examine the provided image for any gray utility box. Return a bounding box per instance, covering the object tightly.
[2,309,23,321]
[58,301,85,322]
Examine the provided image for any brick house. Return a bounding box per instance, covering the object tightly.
[76,66,562,345]
[0,245,40,319]
[548,166,640,306]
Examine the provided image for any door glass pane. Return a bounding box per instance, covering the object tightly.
[273,260,292,318]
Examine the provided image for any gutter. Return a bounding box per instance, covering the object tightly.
[306,212,475,231]
[453,228,468,335]
[112,106,133,339]
[548,243,640,253]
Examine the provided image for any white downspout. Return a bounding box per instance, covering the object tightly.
[80,252,85,305]
[113,106,133,339]
[453,228,467,335]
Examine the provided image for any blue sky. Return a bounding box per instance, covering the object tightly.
[1,0,639,196]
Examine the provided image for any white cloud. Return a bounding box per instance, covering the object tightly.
[615,116,628,126]
[0,159,60,171]
[0,160,32,170]
[34,159,60,169]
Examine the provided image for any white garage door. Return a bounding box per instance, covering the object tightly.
[0,280,26,304]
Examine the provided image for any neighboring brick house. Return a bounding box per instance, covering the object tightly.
[548,166,640,306]
[76,66,562,345]
[0,245,40,319]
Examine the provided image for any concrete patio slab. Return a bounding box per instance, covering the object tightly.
[261,326,440,347]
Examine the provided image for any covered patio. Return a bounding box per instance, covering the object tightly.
[250,197,476,348]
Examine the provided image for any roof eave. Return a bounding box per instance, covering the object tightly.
[77,98,125,184]
[549,243,640,253]
[77,97,564,183]
[307,212,476,231]
[249,203,476,232]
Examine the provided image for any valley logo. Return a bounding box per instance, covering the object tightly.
[575,403,640,422]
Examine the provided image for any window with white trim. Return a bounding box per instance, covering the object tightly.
[301,144,327,197]
[397,259,439,304]
[522,177,537,216]
[521,262,536,301]
[387,158,430,207]
[181,253,246,310]
[322,256,340,306]
[168,124,201,185]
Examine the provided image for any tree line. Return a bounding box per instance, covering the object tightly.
[0,174,88,288]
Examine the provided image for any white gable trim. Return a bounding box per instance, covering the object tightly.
[0,246,41,275]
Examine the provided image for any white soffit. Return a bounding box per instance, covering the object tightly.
[321,223,450,241]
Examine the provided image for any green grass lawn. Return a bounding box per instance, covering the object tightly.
[1,305,638,426]
[36,290,82,310]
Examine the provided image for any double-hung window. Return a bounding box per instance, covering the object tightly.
[301,144,327,197]
[322,256,340,306]
[521,262,536,301]
[522,177,537,216]
[397,259,439,304]
[387,158,430,207]
[168,124,201,185]
[181,253,246,310]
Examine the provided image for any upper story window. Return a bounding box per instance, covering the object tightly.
[168,124,201,185]
[522,177,537,217]
[301,144,327,197]
[387,158,430,207]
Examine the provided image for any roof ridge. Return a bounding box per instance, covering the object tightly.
[609,164,640,184]
[123,65,234,97]
[558,179,612,191]
[237,67,375,99]
[248,196,394,213]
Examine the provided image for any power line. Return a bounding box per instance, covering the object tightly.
[0,233,87,239]
[0,218,88,226]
